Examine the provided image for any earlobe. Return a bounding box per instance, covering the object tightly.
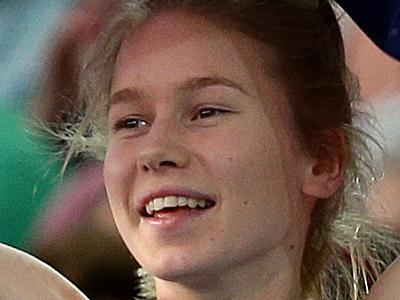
[302,156,344,199]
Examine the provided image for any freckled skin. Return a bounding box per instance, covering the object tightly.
[104,10,317,299]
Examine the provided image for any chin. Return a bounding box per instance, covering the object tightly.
[140,251,217,284]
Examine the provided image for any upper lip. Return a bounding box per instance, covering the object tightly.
[136,186,217,216]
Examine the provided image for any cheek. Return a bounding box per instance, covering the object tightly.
[104,140,134,187]
[210,124,303,231]
[103,142,135,216]
[211,126,291,197]
[229,141,292,218]
[103,143,142,251]
[205,136,296,255]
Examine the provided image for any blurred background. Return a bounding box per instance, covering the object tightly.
[0,1,399,299]
[0,1,138,299]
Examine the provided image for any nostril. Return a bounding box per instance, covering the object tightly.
[159,160,177,167]
[138,151,188,172]
[140,160,177,172]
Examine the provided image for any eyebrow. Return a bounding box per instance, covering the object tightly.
[108,75,248,108]
[178,75,249,96]
[108,88,145,109]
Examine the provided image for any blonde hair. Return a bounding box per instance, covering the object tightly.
[59,1,400,299]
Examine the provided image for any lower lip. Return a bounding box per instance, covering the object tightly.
[143,207,211,228]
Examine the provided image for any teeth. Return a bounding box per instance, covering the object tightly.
[178,196,188,207]
[164,196,178,207]
[146,205,152,215]
[188,198,197,208]
[153,198,164,211]
[145,196,212,216]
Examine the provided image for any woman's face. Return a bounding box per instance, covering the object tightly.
[105,11,314,283]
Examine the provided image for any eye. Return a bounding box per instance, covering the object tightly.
[113,116,149,131]
[192,107,229,121]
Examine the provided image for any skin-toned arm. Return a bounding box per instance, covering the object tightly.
[336,0,400,60]
[367,257,400,299]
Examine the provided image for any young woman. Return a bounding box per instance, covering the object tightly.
[63,0,400,299]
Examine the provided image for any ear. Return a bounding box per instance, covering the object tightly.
[302,156,343,199]
[302,130,346,199]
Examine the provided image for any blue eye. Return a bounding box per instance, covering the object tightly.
[192,107,229,121]
[114,117,148,130]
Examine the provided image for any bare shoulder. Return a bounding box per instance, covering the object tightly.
[367,257,400,299]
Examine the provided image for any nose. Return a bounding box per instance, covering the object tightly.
[136,120,190,173]
[138,150,189,172]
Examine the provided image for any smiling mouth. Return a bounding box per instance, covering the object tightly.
[141,196,215,218]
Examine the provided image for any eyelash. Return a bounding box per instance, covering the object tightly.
[191,107,230,121]
[113,107,230,131]
[113,117,148,131]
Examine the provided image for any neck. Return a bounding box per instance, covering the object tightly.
[153,246,303,300]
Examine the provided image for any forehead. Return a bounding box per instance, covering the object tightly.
[111,10,277,97]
